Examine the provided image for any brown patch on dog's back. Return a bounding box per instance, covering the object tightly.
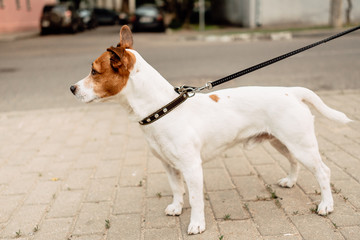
[209,94,220,102]
[91,50,135,98]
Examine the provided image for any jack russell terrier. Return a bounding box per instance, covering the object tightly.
[70,25,351,235]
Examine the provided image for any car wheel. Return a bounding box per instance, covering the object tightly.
[41,28,49,35]
[70,23,78,33]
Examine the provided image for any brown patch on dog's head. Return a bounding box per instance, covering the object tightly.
[86,25,136,99]
[209,94,220,102]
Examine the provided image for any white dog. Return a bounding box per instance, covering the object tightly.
[71,26,351,235]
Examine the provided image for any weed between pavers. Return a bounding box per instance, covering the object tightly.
[243,203,249,211]
[204,193,210,201]
[105,219,111,229]
[256,195,267,201]
[330,183,341,194]
[274,199,282,208]
[219,235,224,240]
[223,214,231,220]
[15,229,21,238]
[265,185,279,199]
[156,192,162,198]
[310,205,319,214]
[33,225,39,233]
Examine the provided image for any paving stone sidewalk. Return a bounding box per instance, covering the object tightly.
[0,90,359,240]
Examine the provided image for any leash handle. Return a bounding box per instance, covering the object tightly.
[205,25,360,89]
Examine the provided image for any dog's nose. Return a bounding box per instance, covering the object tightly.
[70,85,77,94]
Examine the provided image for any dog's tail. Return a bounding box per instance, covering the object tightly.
[291,87,352,124]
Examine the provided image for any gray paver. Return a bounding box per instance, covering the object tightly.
[145,197,177,228]
[113,187,143,214]
[203,168,234,191]
[233,175,269,200]
[340,226,360,240]
[0,204,47,238]
[32,218,72,240]
[0,195,24,223]
[24,181,60,205]
[86,177,117,202]
[107,214,141,240]
[119,165,145,187]
[248,201,297,236]
[207,189,248,220]
[291,214,344,240]
[146,173,172,197]
[73,202,111,235]
[218,219,262,240]
[47,190,84,218]
[144,228,180,240]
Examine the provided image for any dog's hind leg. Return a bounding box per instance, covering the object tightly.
[282,140,333,215]
[162,162,185,216]
[270,138,300,188]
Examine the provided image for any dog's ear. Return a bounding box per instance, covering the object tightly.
[107,46,125,70]
[119,25,133,49]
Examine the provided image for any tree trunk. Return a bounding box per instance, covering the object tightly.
[121,0,129,13]
[346,0,353,25]
[330,0,343,27]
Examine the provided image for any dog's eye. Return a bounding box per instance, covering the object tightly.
[91,69,98,75]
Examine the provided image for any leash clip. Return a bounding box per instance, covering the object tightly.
[176,85,197,97]
[174,81,213,97]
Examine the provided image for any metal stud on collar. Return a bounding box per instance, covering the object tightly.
[139,92,189,126]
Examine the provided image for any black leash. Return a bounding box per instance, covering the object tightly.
[141,25,360,125]
[210,25,360,88]
[175,25,360,94]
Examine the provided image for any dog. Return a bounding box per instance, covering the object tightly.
[70,25,352,235]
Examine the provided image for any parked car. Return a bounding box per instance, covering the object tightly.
[93,8,122,25]
[79,8,98,30]
[130,4,165,32]
[40,3,83,34]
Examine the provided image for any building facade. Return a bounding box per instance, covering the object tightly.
[0,0,56,33]
[0,0,136,34]
[212,0,360,28]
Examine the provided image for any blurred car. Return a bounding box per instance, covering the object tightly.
[79,8,98,29]
[93,8,124,25]
[130,4,165,32]
[40,3,83,34]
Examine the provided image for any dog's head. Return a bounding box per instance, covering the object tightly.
[70,25,135,103]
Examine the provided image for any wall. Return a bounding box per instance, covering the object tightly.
[0,0,56,33]
[212,0,360,28]
[256,0,360,27]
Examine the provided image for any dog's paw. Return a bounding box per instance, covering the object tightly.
[317,201,334,216]
[165,203,183,216]
[278,177,296,188]
[187,221,206,235]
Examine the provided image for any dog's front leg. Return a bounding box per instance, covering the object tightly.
[162,162,185,216]
[182,162,205,235]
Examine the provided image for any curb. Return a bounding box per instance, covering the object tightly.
[172,27,360,42]
[0,30,40,42]
[179,31,293,42]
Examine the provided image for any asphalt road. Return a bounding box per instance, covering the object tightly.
[0,26,359,112]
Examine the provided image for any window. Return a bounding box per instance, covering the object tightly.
[26,0,31,11]
[16,0,21,10]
